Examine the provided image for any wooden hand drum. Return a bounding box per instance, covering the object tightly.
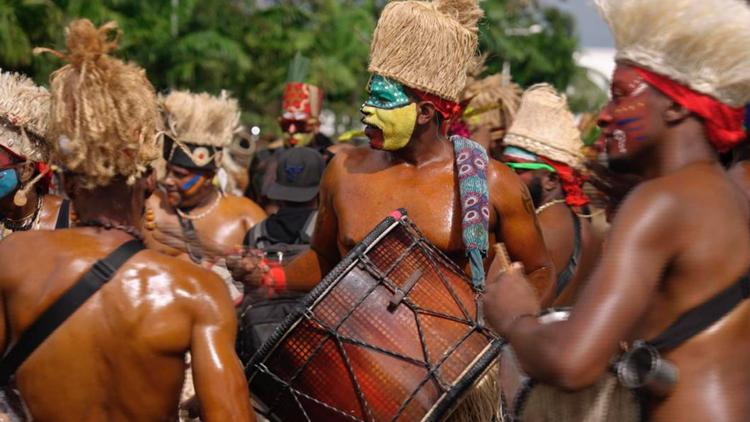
[245,210,502,421]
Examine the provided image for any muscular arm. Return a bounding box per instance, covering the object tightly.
[285,156,342,291]
[491,162,556,304]
[499,183,678,389]
[189,272,255,422]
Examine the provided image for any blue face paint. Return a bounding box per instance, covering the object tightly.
[181,174,202,192]
[0,168,19,199]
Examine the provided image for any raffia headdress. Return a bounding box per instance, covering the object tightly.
[463,74,522,140]
[37,19,159,188]
[504,84,584,170]
[595,0,750,108]
[161,90,240,170]
[0,71,50,162]
[368,0,483,102]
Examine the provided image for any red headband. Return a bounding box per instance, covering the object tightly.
[540,158,590,207]
[634,67,746,153]
[410,89,462,135]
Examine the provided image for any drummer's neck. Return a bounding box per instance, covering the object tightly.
[391,123,451,167]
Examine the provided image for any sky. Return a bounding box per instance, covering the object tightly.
[541,0,614,48]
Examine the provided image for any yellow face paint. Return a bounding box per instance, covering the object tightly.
[287,132,314,147]
[361,104,417,151]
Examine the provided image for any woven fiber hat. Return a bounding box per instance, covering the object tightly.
[595,0,750,108]
[0,70,50,162]
[368,0,483,102]
[463,74,522,140]
[504,84,584,170]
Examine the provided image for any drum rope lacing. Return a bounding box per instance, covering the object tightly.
[250,220,497,421]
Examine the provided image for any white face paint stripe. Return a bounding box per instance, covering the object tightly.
[631,82,649,97]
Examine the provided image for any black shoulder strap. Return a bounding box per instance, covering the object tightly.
[55,199,71,230]
[176,214,203,264]
[555,210,582,296]
[649,270,750,351]
[0,239,144,386]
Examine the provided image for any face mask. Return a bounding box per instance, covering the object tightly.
[0,168,19,200]
[361,75,417,151]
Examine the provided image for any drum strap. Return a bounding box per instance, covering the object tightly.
[450,135,490,289]
[648,270,750,351]
[55,199,71,229]
[0,239,144,387]
[555,209,582,296]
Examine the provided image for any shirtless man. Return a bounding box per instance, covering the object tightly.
[501,84,602,305]
[0,19,254,421]
[235,0,555,303]
[0,71,70,239]
[483,0,750,419]
[144,91,265,302]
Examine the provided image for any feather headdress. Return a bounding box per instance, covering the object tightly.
[368,0,484,102]
[162,90,240,148]
[595,0,750,107]
[0,71,50,162]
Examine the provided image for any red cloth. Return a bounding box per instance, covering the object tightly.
[634,67,746,153]
[540,158,590,207]
[410,89,462,135]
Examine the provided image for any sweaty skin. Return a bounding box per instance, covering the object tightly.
[510,168,602,305]
[144,190,266,262]
[536,202,602,306]
[0,228,255,421]
[284,140,555,303]
[483,63,750,421]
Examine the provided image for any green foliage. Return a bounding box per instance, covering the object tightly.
[0,0,600,135]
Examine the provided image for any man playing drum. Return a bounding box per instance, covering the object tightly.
[0,20,255,421]
[483,0,750,420]
[233,0,555,305]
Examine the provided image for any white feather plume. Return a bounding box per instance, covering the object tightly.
[595,0,750,107]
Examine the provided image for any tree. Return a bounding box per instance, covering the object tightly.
[0,0,597,135]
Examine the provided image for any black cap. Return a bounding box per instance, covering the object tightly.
[266,147,325,202]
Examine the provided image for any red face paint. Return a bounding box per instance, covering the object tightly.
[598,64,654,159]
[0,147,17,168]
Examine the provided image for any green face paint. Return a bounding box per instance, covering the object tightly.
[364,75,412,109]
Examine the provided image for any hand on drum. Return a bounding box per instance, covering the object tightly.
[483,247,541,337]
[226,247,270,288]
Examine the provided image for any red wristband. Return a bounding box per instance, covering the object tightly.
[261,260,287,292]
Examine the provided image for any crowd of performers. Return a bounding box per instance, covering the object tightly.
[1,0,750,420]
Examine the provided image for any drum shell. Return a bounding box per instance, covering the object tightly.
[245,214,501,422]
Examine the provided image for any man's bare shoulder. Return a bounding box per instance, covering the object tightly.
[220,195,266,220]
[132,250,229,298]
[327,145,389,175]
[486,158,532,210]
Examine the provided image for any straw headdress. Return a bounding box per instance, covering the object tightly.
[368,0,483,102]
[161,90,240,149]
[38,19,159,188]
[504,84,584,170]
[463,74,522,138]
[0,71,50,162]
[595,0,750,107]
